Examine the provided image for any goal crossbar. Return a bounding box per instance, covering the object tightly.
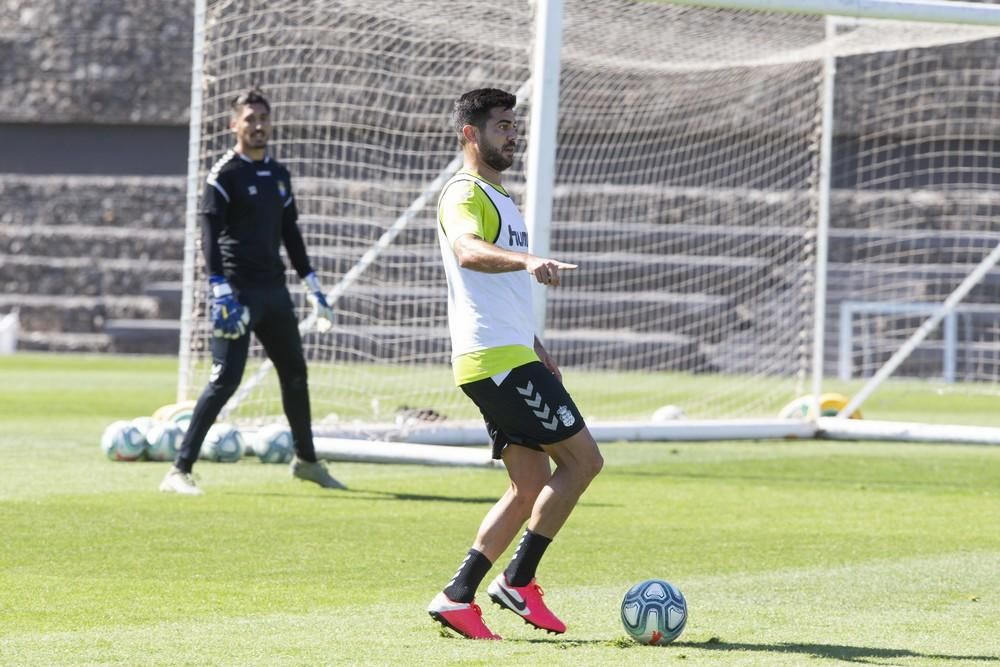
[663,0,1000,26]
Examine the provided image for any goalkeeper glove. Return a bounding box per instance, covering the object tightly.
[304,272,334,333]
[209,276,249,339]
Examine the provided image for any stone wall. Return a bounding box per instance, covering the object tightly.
[5,0,1000,137]
[0,0,193,124]
[0,175,185,351]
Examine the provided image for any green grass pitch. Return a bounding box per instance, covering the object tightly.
[0,353,997,666]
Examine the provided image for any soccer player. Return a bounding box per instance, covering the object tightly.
[426,89,603,639]
[159,87,344,495]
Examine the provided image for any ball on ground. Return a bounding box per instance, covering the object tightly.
[651,404,685,421]
[100,420,147,461]
[778,392,862,420]
[620,578,688,645]
[145,420,184,462]
[201,423,245,463]
[252,424,294,464]
[130,416,156,438]
[152,400,197,432]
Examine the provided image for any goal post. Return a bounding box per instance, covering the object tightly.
[180,0,1000,447]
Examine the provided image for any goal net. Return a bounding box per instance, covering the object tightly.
[180,0,1000,442]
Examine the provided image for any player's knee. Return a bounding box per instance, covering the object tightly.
[569,451,602,486]
[511,478,545,512]
[207,377,240,402]
[507,494,534,522]
[569,434,603,482]
[284,372,308,393]
[586,449,604,481]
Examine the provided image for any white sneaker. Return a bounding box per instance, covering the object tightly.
[159,467,204,495]
[290,457,346,490]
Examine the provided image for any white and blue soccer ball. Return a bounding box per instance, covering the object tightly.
[200,423,245,463]
[252,424,294,464]
[145,420,184,462]
[130,416,157,439]
[620,579,688,645]
[100,420,147,461]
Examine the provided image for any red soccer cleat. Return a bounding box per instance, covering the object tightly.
[487,574,566,634]
[427,592,502,640]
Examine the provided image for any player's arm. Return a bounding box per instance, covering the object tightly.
[200,174,248,338]
[200,177,228,277]
[453,234,577,286]
[279,180,312,279]
[279,176,334,331]
[440,181,576,285]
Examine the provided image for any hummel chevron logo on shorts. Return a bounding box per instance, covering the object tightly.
[516,382,558,430]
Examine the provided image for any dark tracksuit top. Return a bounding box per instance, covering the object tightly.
[202,150,312,287]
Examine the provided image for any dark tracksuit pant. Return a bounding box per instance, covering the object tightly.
[174,284,317,472]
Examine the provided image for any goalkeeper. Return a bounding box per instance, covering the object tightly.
[160,87,344,495]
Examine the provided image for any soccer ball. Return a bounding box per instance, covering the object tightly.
[100,420,147,461]
[130,416,157,438]
[620,579,688,645]
[145,420,184,462]
[252,424,295,464]
[651,404,686,421]
[200,423,245,463]
[152,400,196,432]
[777,392,862,420]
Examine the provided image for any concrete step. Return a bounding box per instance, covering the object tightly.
[0,255,181,296]
[825,263,1000,303]
[16,331,112,353]
[0,226,183,261]
[0,175,184,230]
[147,281,751,340]
[145,281,184,319]
[103,318,180,354]
[103,318,706,370]
[301,247,780,294]
[0,294,159,333]
[303,216,1000,264]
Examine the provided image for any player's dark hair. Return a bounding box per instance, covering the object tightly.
[231,86,271,114]
[451,88,516,143]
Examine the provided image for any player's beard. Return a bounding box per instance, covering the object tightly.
[247,130,268,148]
[481,141,515,172]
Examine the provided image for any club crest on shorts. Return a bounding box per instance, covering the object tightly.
[556,405,576,427]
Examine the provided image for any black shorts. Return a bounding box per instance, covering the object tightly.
[461,361,586,460]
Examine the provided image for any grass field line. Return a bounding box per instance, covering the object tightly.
[3,550,996,665]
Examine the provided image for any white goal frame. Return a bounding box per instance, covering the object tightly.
[179,0,1000,453]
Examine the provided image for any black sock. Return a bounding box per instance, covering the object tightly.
[504,530,552,587]
[443,549,493,603]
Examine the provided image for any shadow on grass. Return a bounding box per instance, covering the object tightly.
[224,488,498,504]
[348,488,619,508]
[671,638,998,664]
[498,636,998,662]
[508,637,610,647]
[356,489,500,504]
[225,487,620,507]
